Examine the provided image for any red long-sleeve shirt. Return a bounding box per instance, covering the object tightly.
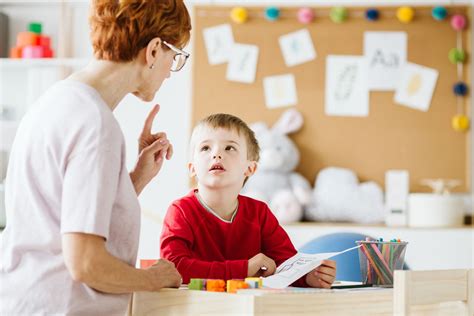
[160,190,307,286]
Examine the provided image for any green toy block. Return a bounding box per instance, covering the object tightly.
[28,22,42,34]
[188,278,204,290]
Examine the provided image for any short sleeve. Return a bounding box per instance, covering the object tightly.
[60,145,121,239]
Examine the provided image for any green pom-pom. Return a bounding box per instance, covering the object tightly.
[330,7,348,23]
[448,48,466,64]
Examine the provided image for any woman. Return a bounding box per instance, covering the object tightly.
[0,0,191,314]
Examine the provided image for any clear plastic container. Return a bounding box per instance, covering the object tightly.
[356,240,408,287]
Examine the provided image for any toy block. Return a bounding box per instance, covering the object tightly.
[9,46,22,58]
[28,22,42,34]
[22,45,44,58]
[139,259,157,269]
[38,35,50,48]
[43,47,53,58]
[245,277,262,289]
[206,279,225,292]
[188,278,206,291]
[226,280,249,293]
[17,32,39,47]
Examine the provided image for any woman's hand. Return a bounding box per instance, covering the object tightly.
[130,104,173,195]
[305,260,337,288]
[146,259,182,290]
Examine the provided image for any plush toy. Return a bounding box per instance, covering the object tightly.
[241,109,312,223]
[305,167,385,223]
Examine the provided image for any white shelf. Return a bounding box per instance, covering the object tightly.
[0,58,90,69]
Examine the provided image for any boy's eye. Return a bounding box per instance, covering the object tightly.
[200,145,210,151]
[225,146,236,151]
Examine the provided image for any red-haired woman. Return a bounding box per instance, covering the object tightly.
[0,1,191,314]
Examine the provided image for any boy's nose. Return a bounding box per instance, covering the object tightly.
[213,155,222,160]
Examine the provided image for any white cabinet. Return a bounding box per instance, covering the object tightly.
[282,223,474,270]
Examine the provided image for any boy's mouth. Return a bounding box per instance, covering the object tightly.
[209,163,225,172]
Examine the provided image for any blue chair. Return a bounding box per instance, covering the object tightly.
[299,232,373,282]
[299,232,409,282]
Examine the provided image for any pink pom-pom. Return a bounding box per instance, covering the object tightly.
[451,14,467,31]
[297,7,315,24]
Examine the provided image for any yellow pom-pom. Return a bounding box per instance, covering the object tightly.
[230,7,248,24]
[397,6,415,23]
[452,114,470,132]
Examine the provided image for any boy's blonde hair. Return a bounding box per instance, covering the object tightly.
[189,113,260,162]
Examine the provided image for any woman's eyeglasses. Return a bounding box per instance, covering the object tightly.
[163,41,190,72]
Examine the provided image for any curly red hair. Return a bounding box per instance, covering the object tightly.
[89,0,191,62]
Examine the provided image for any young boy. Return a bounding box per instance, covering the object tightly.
[160,114,336,287]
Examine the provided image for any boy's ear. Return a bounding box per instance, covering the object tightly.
[188,162,196,178]
[245,161,258,177]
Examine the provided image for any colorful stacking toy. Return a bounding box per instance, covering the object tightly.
[9,22,54,59]
[189,277,262,293]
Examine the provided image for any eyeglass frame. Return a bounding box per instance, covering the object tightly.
[163,40,190,72]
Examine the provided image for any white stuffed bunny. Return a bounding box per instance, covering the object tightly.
[241,109,312,223]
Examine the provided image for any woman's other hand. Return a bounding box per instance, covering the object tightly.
[130,104,173,194]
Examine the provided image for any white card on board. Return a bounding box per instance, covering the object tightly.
[226,43,259,83]
[279,29,316,67]
[203,24,234,65]
[263,74,298,109]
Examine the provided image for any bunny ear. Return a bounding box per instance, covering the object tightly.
[272,109,303,135]
[250,122,269,136]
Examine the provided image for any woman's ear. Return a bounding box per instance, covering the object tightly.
[245,161,258,177]
[145,37,162,68]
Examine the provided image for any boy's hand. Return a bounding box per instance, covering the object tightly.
[146,259,182,291]
[248,253,276,277]
[305,260,336,288]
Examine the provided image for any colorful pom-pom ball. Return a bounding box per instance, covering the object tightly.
[452,114,470,132]
[397,6,415,23]
[451,14,467,31]
[330,7,348,23]
[448,48,466,64]
[453,82,469,96]
[297,7,315,24]
[365,8,379,21]
[230,7,248,24]
[265,6,280,21]
[432,6,447,21]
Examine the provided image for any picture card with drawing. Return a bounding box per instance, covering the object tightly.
[226,43,259,84]
[279,29,316,67]
[325,55,369,117]
[203,24,234,65]
[364,32,407,91]
[394,62,439,112]
[263,74,298,109]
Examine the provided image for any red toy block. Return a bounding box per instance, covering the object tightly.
[38,35,51,48]
[140,259,157,269]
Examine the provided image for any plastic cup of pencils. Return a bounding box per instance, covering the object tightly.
[356,240,408,287]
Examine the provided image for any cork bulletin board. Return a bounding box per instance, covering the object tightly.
[191,6,472,192]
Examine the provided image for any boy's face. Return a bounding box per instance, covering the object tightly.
[189,126,257,190]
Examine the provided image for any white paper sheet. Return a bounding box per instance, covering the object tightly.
[262,245,361,289]
[394,62,439,112]
[279,29,316,67]
[203,24,234,65]
[226,43,259,83]
[263,74,298,109]
[325,55,369,117]
[364,32,407,91]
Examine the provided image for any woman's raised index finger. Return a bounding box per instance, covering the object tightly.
[142,104,160,135]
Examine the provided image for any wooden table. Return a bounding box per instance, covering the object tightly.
[129,287,394,315]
